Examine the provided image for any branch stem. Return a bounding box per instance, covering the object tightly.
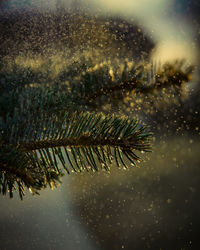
[19,135,151,152]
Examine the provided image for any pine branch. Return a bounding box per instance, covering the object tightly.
[5,111,152,168]
[76,60,194,106]
[0,60,193,117]
[1,111,152,198]
[0,10,195,200]
[0,57,194,199]
[0,145,62,199]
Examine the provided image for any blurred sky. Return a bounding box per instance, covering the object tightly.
[0,0,199,63]
[86,0,198,64]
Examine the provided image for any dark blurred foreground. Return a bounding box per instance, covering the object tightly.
[70,134,200,250]
[0,134,200,250]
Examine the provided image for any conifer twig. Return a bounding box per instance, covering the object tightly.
[84,60,194,103]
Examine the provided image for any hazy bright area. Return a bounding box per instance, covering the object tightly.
[0,0,200,249]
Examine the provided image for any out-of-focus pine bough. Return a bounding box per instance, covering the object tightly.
[0,57,194,199]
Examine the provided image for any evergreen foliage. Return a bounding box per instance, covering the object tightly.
[0,55,194,199]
